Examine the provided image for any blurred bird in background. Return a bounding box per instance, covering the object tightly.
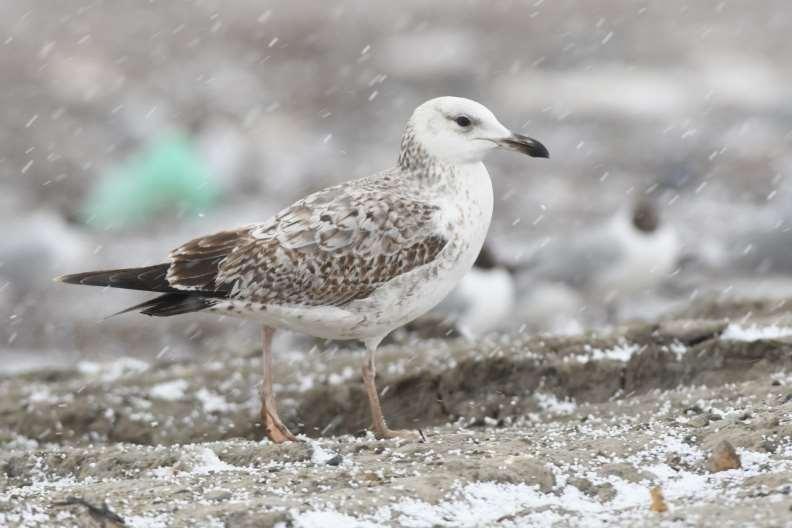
[410,245,517,338]
[517,196,682,325]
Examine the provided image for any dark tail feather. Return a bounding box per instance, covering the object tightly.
[56,264,173,293]
[109,293,217,318]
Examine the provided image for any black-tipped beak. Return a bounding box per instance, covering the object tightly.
[497,133,550,158]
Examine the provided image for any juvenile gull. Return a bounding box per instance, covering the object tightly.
[57,97,549,442]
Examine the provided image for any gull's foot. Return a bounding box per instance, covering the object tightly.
[261,406,299,443]
[373,427,426,442]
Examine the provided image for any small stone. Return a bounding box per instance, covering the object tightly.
[205,489,232,501]
[759,416,780,429]
[650,486,668,513]
[688,415,709,428]
[568,477,595,496]
[709,440,742,472]
[602,462,654,483]
[325,454,343,466]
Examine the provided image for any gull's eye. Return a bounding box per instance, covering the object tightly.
[455,115,472,128]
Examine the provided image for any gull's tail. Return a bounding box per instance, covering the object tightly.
[55,264,221,317]
[55,264,173,292]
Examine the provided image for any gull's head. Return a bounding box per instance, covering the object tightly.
[405,96,549,165]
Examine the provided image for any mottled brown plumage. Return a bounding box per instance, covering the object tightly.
[163,172,448,309]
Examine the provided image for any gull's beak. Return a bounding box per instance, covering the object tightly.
[496,133,550,158]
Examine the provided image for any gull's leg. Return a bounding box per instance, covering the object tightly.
[361,338,423,441]
[260,325,298,443]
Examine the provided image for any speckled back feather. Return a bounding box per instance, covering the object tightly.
[166,172,448,308]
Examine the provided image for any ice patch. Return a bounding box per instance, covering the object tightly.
[149,379,188,401]
[573,342,639,364]
[27,386,55,404]
[309,440,340,465]
[534,393,577,415]
[195,388,232,413]
[720,323,792,342]
[190,448,236,475]
[78,357,150,382]
[293,510,379,528]
[669,341,687,360]
[328,366,356,385]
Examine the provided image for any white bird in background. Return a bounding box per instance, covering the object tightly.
[415,245,517,338]
[527,197,680,304]
[57,97,549,443]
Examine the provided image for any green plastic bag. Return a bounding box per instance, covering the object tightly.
[82,133,221,230]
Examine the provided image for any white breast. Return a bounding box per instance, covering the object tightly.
[347,163,495,337]
[401,163,495,314]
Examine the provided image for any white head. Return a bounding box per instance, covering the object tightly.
[405,96,549,165]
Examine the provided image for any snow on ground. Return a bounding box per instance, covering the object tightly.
[1,319,791,527]
[721,323,792,342]
[149,379,189,401]
[570,342,640,364]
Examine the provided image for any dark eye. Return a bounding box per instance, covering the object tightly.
[455,115,472,128]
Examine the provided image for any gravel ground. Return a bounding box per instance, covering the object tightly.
[2,305,791,527]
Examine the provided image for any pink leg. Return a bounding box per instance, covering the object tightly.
[260,326,298,443]
[361,339,424,441]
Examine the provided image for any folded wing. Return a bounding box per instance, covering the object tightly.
[168,181,448,309]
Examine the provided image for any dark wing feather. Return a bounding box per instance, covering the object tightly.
[166,228,247,292]
[57,264,172,292]
[108,293,218,317]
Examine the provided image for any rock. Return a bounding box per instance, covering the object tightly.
[205,489,232,501]
[568,477,616,502]
[654,319,727,345]
[688,415,710,428]
[709,440,742,472]
[325,454,343,466]
[600,462,654,483]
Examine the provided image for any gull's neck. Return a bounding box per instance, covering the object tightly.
[395,124,489,199]
[398,124,433,171]
[396,124,459,183]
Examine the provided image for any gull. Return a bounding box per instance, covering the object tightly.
[57,97,549,442]
[527,197,680,303]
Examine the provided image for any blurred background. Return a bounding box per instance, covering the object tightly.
[2,0,792,372]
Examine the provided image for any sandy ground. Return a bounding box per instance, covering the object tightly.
[1,303,792,527]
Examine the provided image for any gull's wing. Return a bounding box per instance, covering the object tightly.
[167,180,448,307]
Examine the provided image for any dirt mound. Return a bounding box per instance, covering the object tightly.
[4,319,790,445]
